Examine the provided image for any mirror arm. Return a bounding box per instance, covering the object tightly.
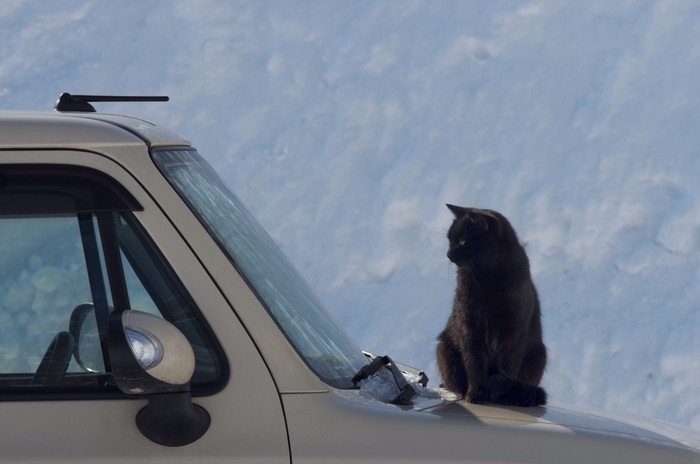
[136,392,211,447]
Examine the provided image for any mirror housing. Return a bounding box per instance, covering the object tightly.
[108,310,210,446]
[109,310,195,393]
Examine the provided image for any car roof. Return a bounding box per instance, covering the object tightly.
[0,110,191,150]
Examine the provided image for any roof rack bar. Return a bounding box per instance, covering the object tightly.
[55,93,170,112]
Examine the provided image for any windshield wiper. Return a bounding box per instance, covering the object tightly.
[351,354,419,406]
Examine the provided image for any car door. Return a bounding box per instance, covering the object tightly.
[0,153,289,463]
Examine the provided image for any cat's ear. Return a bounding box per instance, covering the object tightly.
[481,214,501,236]
[481,210,514,240]
[446,204,468,218]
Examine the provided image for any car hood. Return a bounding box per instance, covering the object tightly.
[420,399,700,453]
[287,388,699,463]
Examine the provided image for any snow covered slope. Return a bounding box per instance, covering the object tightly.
[2,1,699,430]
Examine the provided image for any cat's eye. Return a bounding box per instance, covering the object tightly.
[459,240,466,246]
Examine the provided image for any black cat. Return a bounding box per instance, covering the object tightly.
[436,204,547,406]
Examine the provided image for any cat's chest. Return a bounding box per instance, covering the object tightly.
[457,299,521,347]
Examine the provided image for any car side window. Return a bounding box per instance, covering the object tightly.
[1,215,94,379]
[0,166,223,395]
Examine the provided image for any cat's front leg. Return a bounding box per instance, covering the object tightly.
[465,387,487,404]
[463,350,488,404]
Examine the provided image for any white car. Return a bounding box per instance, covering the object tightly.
[0,93,698,463]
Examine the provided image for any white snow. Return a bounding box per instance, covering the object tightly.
[2,0,700,431]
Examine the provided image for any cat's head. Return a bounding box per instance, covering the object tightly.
[445,204,517,266]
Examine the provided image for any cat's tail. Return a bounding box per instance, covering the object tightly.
[487,374,547,407]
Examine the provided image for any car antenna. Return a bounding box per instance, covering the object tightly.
[55,93,170,112]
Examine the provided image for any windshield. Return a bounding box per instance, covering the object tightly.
[151,149,368,388]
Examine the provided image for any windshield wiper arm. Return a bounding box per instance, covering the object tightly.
[352,354,417,406]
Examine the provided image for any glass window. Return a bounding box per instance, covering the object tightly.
[152,149,368,389]
[0,215,93,378]
[0,167,223,394]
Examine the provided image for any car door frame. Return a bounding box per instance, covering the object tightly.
[0,148,290,463]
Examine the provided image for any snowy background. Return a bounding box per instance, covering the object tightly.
[2,1,700,430]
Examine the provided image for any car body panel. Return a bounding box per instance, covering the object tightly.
[284,391,699,463]
[0,111,189,149]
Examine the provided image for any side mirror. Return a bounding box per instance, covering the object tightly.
[108,310,210,446]
[69,303,106,373]
[109,310,195,393]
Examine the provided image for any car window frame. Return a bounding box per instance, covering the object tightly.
[0,164,228,400]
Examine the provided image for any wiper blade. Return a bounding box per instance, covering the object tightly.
[360,351,429,387]
[352,354,417,406]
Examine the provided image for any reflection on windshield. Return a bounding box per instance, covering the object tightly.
[151,149,368,388]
